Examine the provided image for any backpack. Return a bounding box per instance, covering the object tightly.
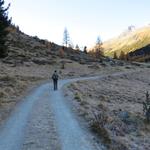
[52,73,58,80]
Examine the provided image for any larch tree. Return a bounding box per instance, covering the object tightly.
[95,36,103,58]
[63,27,70,47]
[0,0,11,58]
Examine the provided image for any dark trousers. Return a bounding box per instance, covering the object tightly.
[53,79,58,90]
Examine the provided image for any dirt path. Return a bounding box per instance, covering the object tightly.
[22,84,60,150]
[0,72,135,150]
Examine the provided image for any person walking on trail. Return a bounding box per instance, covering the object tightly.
[52,70,59,90]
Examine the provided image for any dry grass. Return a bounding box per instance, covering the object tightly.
[90,111,111,145]
[0,72,44,124]
[67,68,150,149]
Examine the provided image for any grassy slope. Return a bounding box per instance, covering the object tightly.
[103,26,150,57]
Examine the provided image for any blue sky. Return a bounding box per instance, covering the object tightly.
[5,0,150,48]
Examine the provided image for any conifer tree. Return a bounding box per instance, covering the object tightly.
[113,52,118,59]
[83,46,87,54]
[0,0,11,58]
[119,51,125,60]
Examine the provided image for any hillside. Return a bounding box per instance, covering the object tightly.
[4,26,94,65]
[103,26,150,58]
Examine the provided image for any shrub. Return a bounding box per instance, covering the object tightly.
[61,61,65,69]
[0,90,8,106]
[59,47,65,58]
[90,112,111,144]
[74,92,81,101]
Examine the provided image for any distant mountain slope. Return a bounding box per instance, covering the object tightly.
[128,44,150,62]
[103,26,150,57]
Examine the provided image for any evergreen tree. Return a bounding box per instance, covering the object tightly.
[113,52,118,59]
[83,46,87,54]
[0,0,11,58]
[119,51,126,60]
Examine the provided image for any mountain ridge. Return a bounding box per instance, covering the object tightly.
[103,25,150,58]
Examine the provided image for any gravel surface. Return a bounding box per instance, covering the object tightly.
[22,86,61,150]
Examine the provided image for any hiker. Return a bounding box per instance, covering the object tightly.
[52,70,59,90]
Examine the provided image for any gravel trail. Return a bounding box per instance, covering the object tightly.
[0,73,129,150]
